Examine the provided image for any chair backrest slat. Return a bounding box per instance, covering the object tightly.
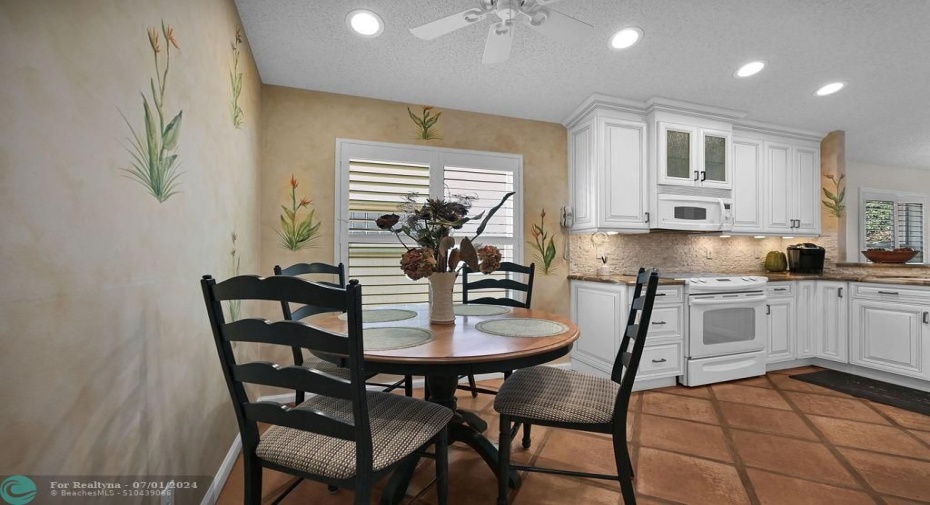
[290,303,336,322]
[610,268,660,386]
[462,261,536,309]
[233,362,352,401]
[243,402,355,441]
[222,318,349,356]
[213,275,346,308]
[624,323,639,338]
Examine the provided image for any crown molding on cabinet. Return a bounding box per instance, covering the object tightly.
[644,97,747,123]
[562,93,647,129]
[733,118,824,143]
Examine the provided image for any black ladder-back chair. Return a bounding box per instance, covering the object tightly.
[274,262,414,399]
[201,275,451,505]
[460,261,535,396]
[493,268,660,505]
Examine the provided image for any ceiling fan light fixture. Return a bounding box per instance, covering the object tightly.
[609,27,643,50]
[815,81,847,96]
[735,60,766,78]
[347,9,384,37]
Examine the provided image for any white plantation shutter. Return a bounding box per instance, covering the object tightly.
[862,190,927,264]
[337,140,523,306]
[897,202,924,263]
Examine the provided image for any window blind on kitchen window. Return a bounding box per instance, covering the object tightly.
[897,202,924,263]
[861,189,927,264]
[337,140,523,306]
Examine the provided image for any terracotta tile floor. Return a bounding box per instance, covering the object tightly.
[217,367,930,504]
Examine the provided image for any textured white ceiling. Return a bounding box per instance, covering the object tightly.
[235,0,930,169]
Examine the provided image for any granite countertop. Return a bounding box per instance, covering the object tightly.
[569,272,930,287]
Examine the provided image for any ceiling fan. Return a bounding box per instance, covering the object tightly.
[409,0,594,64]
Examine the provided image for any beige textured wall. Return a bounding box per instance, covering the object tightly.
[260,86,570,315]
[0,0,261,494]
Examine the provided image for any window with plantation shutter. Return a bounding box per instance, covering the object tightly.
[336,140,523,306]
[861,189,926,264]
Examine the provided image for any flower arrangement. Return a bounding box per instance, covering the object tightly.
[376,191,514,279]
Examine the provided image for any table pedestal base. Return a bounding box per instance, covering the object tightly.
[380,374,521,505]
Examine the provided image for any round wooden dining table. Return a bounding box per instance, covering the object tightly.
[307,302,580,505]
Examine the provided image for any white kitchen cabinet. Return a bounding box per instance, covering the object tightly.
[765,283,796,363]
[795,281,816,358]
[657,122,731,189]
[731,137,764,233]
[570,281,624,373]
[763,141,821,235]
[568,112,648,232]
[570,281,684,384]
[814,281,848,362]
[850,283,930,380]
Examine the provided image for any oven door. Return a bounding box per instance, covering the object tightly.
[688,291,766,359]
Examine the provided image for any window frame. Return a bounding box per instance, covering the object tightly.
[334,138,524,287]
[859,187,927,264]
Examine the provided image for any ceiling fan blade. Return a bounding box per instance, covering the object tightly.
[524,8,593,46]
[482,21,514,64]
[410,8,489,40]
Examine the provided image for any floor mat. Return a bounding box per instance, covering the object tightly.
[791,369,930,416]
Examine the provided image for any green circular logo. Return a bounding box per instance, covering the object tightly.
[0,476,36,505]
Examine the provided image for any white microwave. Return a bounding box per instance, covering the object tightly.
[654,194,734,232]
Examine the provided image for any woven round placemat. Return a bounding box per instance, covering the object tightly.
[475,318,569,338]
[363,327,435,351]
[453,304,511,316]
[337,308,417,323]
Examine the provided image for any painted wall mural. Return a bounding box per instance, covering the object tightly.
[408,105,442,140]
[229,28,245,129]
[276,175,321,251]
[121,21,184,203]
[227,231,241,322]
[528,209,559,274]
[823,173,846,218]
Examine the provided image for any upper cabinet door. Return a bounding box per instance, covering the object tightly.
[794,146,821,234]
[657,122,698,186]
[732,137,764,232]
[764,141,793,232]
[599,118,648,229]
[699,128,732,189]
[569,119,595,231]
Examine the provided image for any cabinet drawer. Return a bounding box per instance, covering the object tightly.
[638,343,682,378]
[767,282,794,297]
[852,283,930,303]
[646,305,682,337]
[654,286,683,303]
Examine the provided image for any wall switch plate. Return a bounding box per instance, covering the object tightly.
[705,247,712,259]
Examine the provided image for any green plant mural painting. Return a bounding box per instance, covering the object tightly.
[121,21,183,203]
[528,209,558,274]
[227,231,242,321]
[822,173,846,218]
[408,105,442,140]
[229,28,245,129]
[276,175,322,251]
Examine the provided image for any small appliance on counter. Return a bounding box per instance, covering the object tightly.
[787,243,825,274]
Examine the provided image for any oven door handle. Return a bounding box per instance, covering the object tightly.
[689,295,766,307]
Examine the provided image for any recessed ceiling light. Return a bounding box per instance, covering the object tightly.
[347,9,383,37]
[815,81,847,96]
[734,60,766,78]
[609,27,643,50]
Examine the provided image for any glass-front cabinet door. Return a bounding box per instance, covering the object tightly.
[700,128,732,189]
[658,122,698,186]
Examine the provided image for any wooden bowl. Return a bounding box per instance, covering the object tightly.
[861,250,918,263]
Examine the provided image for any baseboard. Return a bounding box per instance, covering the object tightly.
[207,363,574,501]
[201,434,242,505]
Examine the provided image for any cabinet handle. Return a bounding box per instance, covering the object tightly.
[651,358,667,364]
[877,291,899,295]
[838,287,843,298]
[773,287,787,292]
[652,321,667,325]
[655,292,667,297]
[693,170,700,181]
[766,304,771,315]
[924,312,929,324]
[644,211,650,223]
[700,170,707,182]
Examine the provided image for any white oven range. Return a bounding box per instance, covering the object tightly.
[670,274,769,386]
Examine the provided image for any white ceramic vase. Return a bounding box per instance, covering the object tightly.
[428,271,457,325]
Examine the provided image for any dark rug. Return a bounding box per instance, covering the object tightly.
[791,370,930,416]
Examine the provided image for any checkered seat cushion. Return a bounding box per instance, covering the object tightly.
[256,392,452,480]
[494,366,619,424]
[301,354,351,380]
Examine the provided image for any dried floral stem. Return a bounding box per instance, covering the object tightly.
[408,105,442,140]
[229,27,244,128]
[276,175,321,251]
[227,232,241,321]
[822,173,846,218]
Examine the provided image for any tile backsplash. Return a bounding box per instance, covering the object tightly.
[569,232,835,275]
